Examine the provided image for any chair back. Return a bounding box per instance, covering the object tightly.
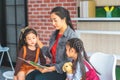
[90,52,116,80]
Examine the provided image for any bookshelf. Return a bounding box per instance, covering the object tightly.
[72,18,120,22]
[76,0,120,65]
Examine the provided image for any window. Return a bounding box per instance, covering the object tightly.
[0,0,28,63]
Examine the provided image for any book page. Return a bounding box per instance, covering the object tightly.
[18,57,47,69]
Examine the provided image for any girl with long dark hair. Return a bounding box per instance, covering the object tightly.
[66,38,100,80]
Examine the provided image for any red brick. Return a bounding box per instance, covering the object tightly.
[40,4,47,7]
[44,23,51,26]
[33,4,39,7]
[37,15,43,18]
[37,8,43,11]
[30,8,36,11]
[44,8,51,11]
[34,27,40,29]
[41,34,47,37]
[41,12,48,14]
[55,3,63,6]
[38,30,44,34]
[29,1,36,3]
[44,0,51,3]
[48,4,55,7]
[71,3,76,6]
[29,15,36,18]
[59,0,67,2]
[33,11,39,14]
[44,38,50,41]
[44,31,51,34]
[41,27,47,30]
[63,3,70,6]
[51,0,58,2]
[67,0,74,2]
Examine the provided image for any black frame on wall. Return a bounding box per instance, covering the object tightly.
[0,0,6,46]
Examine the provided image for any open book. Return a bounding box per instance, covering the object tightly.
[18,57,47,69]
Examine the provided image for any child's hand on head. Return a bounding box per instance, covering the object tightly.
[37,36,43,48]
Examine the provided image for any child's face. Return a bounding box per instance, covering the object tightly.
[66,45,76,59]
[25,33,37,47]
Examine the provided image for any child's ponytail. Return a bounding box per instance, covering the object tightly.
[18,27,29,50]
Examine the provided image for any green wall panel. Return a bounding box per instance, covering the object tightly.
[96,6,120,17]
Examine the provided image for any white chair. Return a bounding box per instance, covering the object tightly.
[89,52,116,80]
[3,71,14,80]
[0,45,14,80]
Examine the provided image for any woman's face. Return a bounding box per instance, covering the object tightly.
[25,33,37,47]
[50,13,66,30]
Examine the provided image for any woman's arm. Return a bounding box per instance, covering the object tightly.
[36,66,56,73]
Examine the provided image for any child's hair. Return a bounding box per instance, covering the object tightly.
[66,38,95,80]
[18,27,37,50]
[50,6,74,31]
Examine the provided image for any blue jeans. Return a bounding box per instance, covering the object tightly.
[26,70,66,80]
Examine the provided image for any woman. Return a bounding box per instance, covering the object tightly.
[26,6,77,80]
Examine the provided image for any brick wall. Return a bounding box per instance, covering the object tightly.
[28,0,77,45]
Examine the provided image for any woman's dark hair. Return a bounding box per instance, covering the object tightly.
[50,6,74,31]
[18,27,37,50]
[66,38,99,80]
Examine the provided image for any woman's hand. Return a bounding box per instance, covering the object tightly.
[47,66,56,71]
[37,36,44,48]
[36,66,56,73]
[38,68,50,73]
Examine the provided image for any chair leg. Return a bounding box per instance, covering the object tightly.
[7,51,14,71]
[0,52,4,66]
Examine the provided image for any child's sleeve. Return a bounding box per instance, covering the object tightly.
[14,48,24,76]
